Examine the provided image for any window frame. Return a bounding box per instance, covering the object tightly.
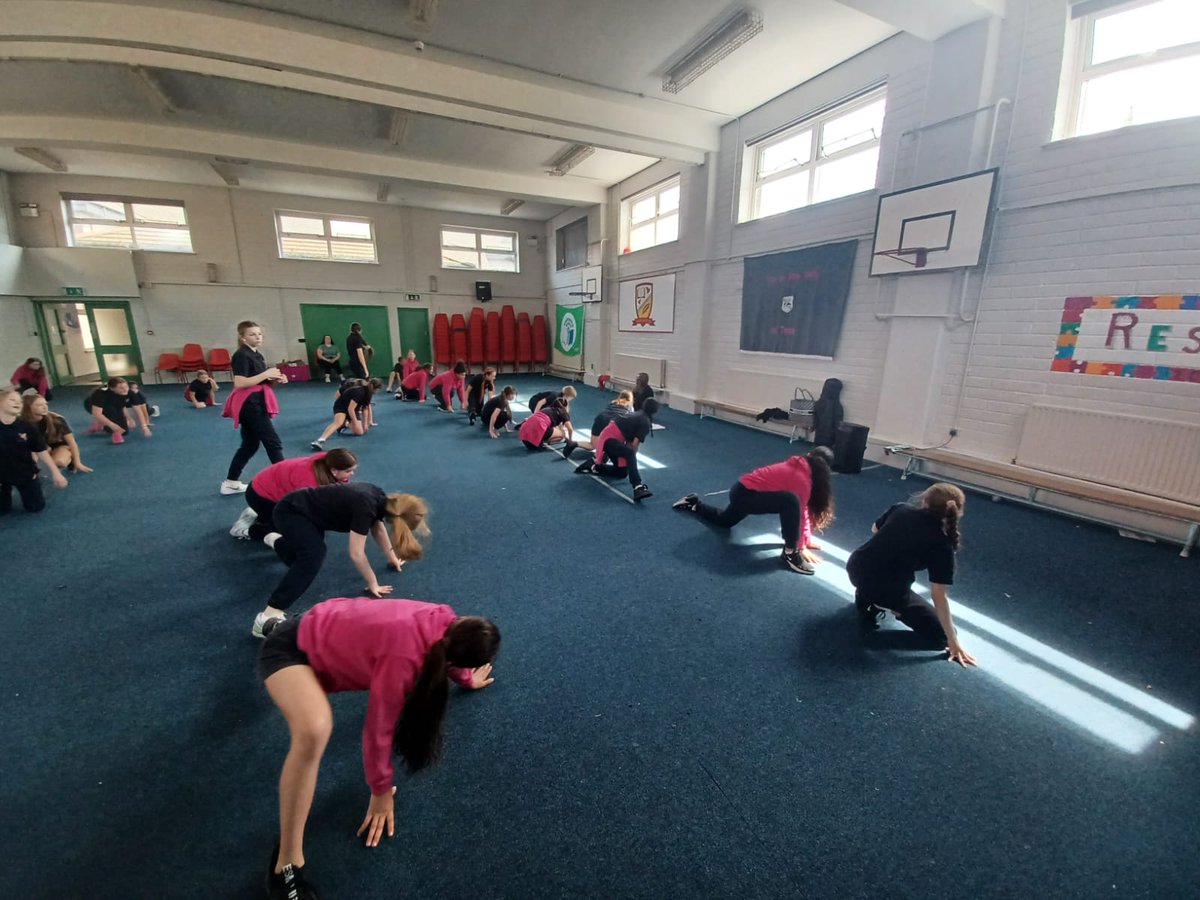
[274,209,378,264]
[555,216,588,271]
[439,225,521,273]
[620,175,681,255]
[62,194,194,253]
[739,85,886,223]
[1055,0,1200,140]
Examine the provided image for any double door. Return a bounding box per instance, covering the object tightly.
[34,300,142,386]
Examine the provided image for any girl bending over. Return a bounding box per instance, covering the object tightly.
[22,394,91,472]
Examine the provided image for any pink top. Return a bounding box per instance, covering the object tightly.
[251,453,323,502]
[297,598,473,795]
[402,358,421,379]
[401,368,430,401]
[592,420,628,466]
[518,409,551,445]
[739,456,814,548]
[11,364,49,396]
[428,371,465,405]
[221,384,279,427]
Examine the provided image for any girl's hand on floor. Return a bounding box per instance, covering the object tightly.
[469,663,495,689]
[946,641,977,669]
[800,549,820,565]
[387,557,404,572]
[75,463,93,473]
[52,472,68,489]
[356,787,396,847]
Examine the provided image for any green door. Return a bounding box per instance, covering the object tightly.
[34,299,143,385]
[395,307,431,364]
[298,304,393,378]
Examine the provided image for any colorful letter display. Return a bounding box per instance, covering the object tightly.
[1052,295,1200,381]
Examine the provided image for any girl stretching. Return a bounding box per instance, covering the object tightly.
[480,386,516,438]
[385,350,420,393]
[222,320,287,495]
[465,366,496,424]
[185,370,219,408]
[517,397,577,458]
[22,394,91,472]
[673,446,834,574]
[230,448,357,542]
[590,389,633,437]
[846,483,976,668]
[527,385,576,415]
[258,597,499,899]
[251,483,427,637]
[398,363,434,401]
[428,361,467,412]
[1,389,67,513]
[574,398,657,502]
[311,378,380,449]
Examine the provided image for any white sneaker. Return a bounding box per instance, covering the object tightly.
[324,374,331,383]
[230,507,258,539]
[220,479,248,495]
[150,405,161,417]
[252,611,285,639]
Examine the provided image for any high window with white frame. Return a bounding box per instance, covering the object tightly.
[64,196,194,253]
[740,87,886,223]
[440,227,519,272]
[621,177,680,254]
[1056,0,1200,139]
[275,211,377,263]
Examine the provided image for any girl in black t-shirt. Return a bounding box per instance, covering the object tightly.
[311,378,381,449]
[185,370,219,408]
[632,372,655,411]
[22,394,91,473]
[346,323,370,380]
[250,483,429,637]
[1,388,67,513]
[222,320,288,495]
[465,366,496,425]
[480,385,516,438]
[847,483,976,668]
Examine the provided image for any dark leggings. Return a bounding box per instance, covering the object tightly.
[0,476,45,514]
[402,387,422,401]
[227,403,284,481]
[245,484,277,543]
[267,501,328,611]
[855,586,947,646]
[694,481,799,547]
[594,438,641,487]
[316,358,342,377]
[433,385,452,410]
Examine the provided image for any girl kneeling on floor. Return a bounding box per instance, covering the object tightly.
[22,394,91,473]
[258,597,499,900]
[230,448,358,542]
[517,396,578,458]
[312,378,380,449]
[847,482,976,668]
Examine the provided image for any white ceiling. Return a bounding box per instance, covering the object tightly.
[0,0,1003,221]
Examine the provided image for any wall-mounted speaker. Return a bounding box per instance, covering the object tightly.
[475,281,493,302]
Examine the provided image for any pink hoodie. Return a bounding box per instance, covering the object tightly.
[221,384,279,427]
[428,371,465,406]
[738,456,814,548]
[297,597,474,796]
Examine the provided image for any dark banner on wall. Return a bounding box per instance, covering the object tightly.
[740,239,858,357]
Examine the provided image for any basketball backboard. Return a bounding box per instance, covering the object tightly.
[870,168,998,276]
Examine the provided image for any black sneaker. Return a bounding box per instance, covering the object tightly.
[468,414,476,425]
[672,493,699,511]
[559,441,578,460]
[857,602,886,634]
[633,484,652,502]
[267,862,319,900]
[781,549,814,575]
[574,460,596,474]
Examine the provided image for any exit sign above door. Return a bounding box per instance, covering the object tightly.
[63,287,87,296]
[406,293,421,302]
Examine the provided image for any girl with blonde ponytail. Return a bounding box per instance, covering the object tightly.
[846,482,976,668]
[258,598,499,899]
[249,483,430,639]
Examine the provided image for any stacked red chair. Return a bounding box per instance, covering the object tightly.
[516,313,532,372]
[485,311,501,369]
[450,313,468,364]
[432,313,451,370]
[467,308,486,368]
[178,342,207,379]
[500,305,517,370]
[531,315,548,371]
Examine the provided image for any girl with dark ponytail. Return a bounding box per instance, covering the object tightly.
[846,482,976,668]
[258,598,499,899]
[672,447,835,574]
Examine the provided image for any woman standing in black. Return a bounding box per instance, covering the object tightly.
[221,320,287,495]
[346,322,370,380]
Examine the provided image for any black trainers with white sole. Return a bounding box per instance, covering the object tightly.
[266,843,320,900]
[672,493,699,511]
[574,460,596,474]
[633,484,652,502]
[781,549,815,575]
[559,441,578,460]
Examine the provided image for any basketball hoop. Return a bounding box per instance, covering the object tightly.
[873,247,929,268]
[567,291,594,298]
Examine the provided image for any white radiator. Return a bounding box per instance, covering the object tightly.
[1015,404,1200,505]
[613,353,667,388]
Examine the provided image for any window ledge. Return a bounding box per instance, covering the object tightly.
[1047,115,1200,150]
[620,239,680,256]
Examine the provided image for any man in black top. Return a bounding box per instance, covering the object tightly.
[575,399,657,502]
[346,323,370,379]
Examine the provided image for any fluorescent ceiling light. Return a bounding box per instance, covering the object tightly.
[377,182,391,203]
[548,143,594,177]
[663,7,764,94]
[500,198,525,216]
[410,0,438,25]
[131,66,176,115]
[15,147,67,172]
[387,110,408,146]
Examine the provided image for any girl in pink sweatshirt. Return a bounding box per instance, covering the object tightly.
[673,446,835,574]
[258,597,500,899]
[427,360,467,412]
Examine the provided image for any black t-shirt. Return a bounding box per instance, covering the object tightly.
[632,385,655,411]
[334,385,370,414]
[614,410,651,443]
[188,378,213,396]
[0,418,48,481]
[280,482,387,535]
[527,391,557,412]
[466,374,493,400]
[848,503,956,591]
[87,388,129,423]
[480,396,509,425]
[232,345,267,409]
[592,403,631,436]
[346,333,367,363]
[126,391,148,407]
[36,413,72,447]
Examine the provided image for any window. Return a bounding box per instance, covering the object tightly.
[440,226,519,272]
[556,216,588,270]
[621,177,680,254]
[275,211,377,263]
[64,196,193,252]
[740,87,886,222]
[1056,0,1200,139]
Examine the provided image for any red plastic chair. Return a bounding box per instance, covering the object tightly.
[208,347,233,382]
[485,311,501,370]
[432,314,451,370]
[178,343,207,378]
[516,313,532,372]
[467,308,485,367]
[500,305,517,368]
[531,315,548,369]
[450,314,469,366]
[154,352,183,384]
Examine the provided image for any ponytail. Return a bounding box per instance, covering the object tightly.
[393,616,501,772]
[805,446,836,531]
[385,493,430,560]
[920,482,966,550]
[311,447,357,485]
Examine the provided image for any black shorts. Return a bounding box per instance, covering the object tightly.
[257,617,310,681]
